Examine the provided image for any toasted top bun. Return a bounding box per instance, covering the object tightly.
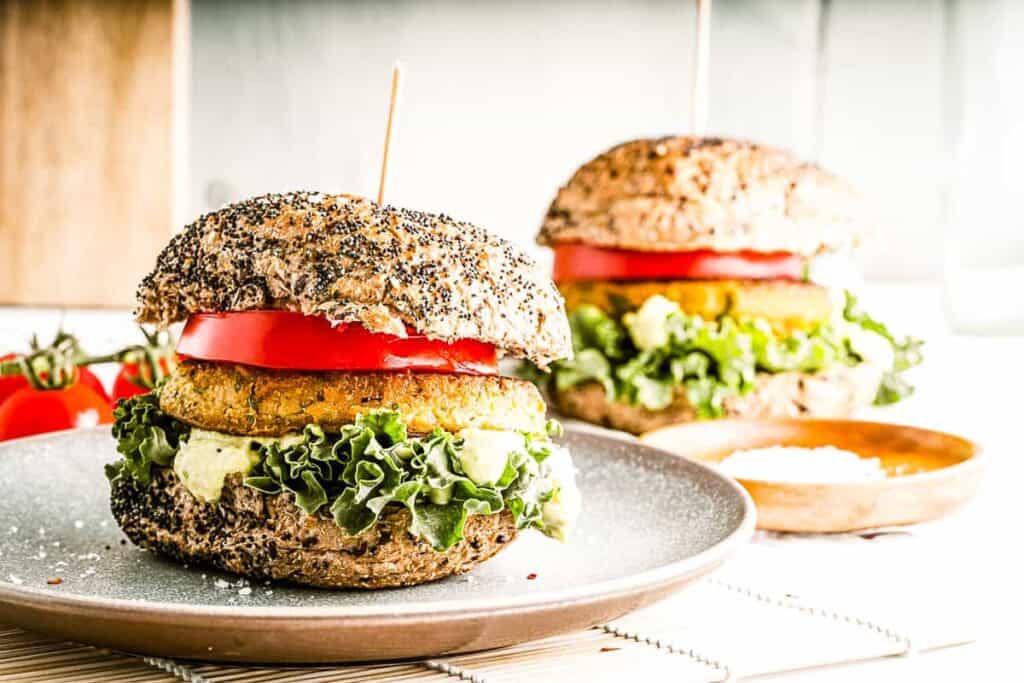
[136,192,571,368]
[538,136,861,256]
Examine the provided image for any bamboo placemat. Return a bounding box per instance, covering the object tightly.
[0,622,709,683]
[0,529,978,683]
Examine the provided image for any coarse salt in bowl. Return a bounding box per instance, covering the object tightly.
[717,445,885,484]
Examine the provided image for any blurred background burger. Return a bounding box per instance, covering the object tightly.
[526,136,922,434]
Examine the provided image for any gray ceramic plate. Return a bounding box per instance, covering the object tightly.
[0,426,753,663]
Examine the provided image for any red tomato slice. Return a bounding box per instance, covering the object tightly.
[0,382,113,441]
[177,312,499,375]
[552,244,805,283]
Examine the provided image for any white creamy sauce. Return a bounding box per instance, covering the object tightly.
[824,286,894,370]
[623,295,681,351]
[173,429,300,502]
[455,427,523,486]
[540,444,581,541]
[718,445,885,483]
[845,324,896,370]
[455,427,581,539]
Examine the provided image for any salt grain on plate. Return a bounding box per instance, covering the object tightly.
[74,520,84,529]
[238,587,252,596]
[718,446,885,483]
[214,579,231,589]
[8,574,23,585]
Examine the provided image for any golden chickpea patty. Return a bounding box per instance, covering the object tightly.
[559,279,831,331]
[159,361,547,436]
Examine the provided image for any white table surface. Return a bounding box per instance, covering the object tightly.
[0,282,1017,681]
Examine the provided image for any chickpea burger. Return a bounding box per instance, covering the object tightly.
[529,137,922,434]
[106,192,579,589]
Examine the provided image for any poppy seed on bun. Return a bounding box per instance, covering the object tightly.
[136,192,571,369]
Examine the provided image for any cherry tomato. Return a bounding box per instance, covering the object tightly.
[177,312,499,375]
[112,358,171,404]
[0,355,108,407]
[0,354,29,406]
[551,244,805,283]
[0,382,113,441]
[77,367,110,404]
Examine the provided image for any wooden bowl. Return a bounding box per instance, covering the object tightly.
[640,419,983,533]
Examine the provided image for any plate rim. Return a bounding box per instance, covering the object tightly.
[0,425,755,622]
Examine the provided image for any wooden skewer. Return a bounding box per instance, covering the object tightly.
[376,61,402,205]
[692,0,712,137]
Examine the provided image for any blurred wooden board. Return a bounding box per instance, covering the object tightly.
[0,0,187,307]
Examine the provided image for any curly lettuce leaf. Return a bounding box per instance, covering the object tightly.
[570,305,628,358]
[553,348,615,398]
[105,392,190,485]
[842,291,924,404]
[544,300,763,416]
[747,319,846,373]
[534,291,922,417]
[108,396,565,551]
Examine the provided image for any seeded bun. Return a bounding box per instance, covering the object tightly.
[111,470,517,589]
[136,192,571,368]
[553,363,883,435]
[538,136,861,256]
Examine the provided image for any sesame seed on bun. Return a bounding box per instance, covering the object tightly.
[538,136,862,256]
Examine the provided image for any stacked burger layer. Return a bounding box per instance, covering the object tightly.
[530,136,921,434]
[107,192,580,589]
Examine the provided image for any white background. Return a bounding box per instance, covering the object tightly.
[188,0,1024,282]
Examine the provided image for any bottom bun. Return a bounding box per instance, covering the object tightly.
[111,469,517,589]
[553,363,883,435]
